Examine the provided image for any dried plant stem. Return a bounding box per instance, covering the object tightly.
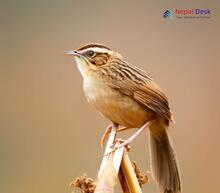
[120,151,142,193]
[94,125,146,193]
[95,155,117,193]
[118,167,130,193]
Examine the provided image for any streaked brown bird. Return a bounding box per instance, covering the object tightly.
[65,43,181,193]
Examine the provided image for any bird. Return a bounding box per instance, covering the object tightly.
[65,43,181,193]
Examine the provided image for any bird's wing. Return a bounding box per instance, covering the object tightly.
[104,69,172,121]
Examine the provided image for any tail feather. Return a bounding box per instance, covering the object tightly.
[149,122,181,193]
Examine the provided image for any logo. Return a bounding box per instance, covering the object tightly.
[163,8,211,19]
[163,10,172,18]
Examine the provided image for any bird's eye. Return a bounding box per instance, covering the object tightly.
[85,50,95,57]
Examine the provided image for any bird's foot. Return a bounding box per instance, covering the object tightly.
[113,122,150,150]
[101,125,129,148]
[112,138,131,151]
[103,138,130,157]
[114,138,132,150]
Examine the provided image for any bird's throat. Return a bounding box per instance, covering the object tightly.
[75,57,90,78]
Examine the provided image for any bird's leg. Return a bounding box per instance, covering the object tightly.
[118,126,132,132]
[101,124,112,148]
[101,125,134,148]
[116,122,150,149]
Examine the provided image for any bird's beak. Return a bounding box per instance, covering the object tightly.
[64,50,81,57]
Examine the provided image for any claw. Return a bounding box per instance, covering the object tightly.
[112,139,131,152]
[103,138,124,157]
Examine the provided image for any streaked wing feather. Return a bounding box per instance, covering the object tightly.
[106,78,171,121]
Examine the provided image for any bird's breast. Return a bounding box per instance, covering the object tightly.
[83,75,155,128]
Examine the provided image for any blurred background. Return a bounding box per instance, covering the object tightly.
[1,1,220,193]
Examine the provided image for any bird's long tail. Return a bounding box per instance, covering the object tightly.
[149,118,181,193]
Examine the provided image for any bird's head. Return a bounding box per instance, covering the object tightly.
[65,43,122,77]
